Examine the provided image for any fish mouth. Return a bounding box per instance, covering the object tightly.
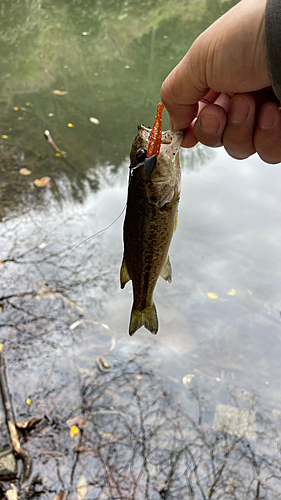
[138,124,183,145]
[137,125,183,170]
[138,125,182,152]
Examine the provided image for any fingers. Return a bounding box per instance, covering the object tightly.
[193,102,228,148]
[254,103,281,164]
[181,93,230,148]
[223,94,256,159]
[181,93,281,164]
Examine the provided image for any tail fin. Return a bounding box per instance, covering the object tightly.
[129,303,158,336]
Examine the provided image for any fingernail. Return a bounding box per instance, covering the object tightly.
[199,114,220,134]
[258,105,275,129]
[229,96,250,124]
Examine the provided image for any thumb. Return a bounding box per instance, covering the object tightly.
[161,41,209,131]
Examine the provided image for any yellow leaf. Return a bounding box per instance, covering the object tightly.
[207,292,218,300]
[77,475,88,500]
[53,90,68,96]
[227,288,237,296]
[19,168,32,175]
[2,135,8,139]
[26,398,31,406]
[34,177,51,187]
[0,343,3,352]
[68,123,74,128]
[70,425,80,439]
[13,106,19,111]
[38,242,47,249]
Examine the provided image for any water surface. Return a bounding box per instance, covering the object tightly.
[1,0,281,498]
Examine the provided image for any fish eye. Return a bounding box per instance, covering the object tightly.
[136,148,147,164]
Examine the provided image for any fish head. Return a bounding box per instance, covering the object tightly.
[129,125,183,208]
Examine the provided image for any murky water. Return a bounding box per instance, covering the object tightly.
[1,0,281,498]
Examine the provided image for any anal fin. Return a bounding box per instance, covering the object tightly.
[120,257,131,289]
[160,255,172,283]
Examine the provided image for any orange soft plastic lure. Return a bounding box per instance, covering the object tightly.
[147,102,165,158]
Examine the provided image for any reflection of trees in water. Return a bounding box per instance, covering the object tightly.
[0,0,235,221]
[1,210,281,498]
[2,356,280,499]
[0,134,211,221]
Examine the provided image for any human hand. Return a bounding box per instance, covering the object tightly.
[161,0,281,164]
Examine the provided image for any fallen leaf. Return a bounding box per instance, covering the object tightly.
[89,117,100,125]
[25,102,34,107]
[125,65,130,69]
[77,475,88,500]
[207,292,218,300]
[182,374,195,388]
[48,112,54,117]
[101,323,110,330]
[82,31,88,35]
[70,425,80,439]
[5,484,18,500]
[227,288,237,296]
[53,90,68,96]
[13,106,19,111]
[26,398,31,406]
[53,493,64,500]
[38,242,47,249]
[34,177,51,187]
[68,122,74,128]
[17,417,43,430]
[101,432,112,438]
[19,168,31,175]
[0,343,3,351]
[55,152,62,157]
[2,135,8,139]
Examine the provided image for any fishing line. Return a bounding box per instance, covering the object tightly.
[47,203,126,287]
[20,202,126,350]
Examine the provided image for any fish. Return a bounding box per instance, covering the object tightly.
[120,103,183,336]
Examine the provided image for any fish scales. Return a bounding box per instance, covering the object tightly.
[121,121,183,336]
[124,178,175,311]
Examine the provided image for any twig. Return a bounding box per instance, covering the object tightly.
[0,345,32,492]
[44,130,66,156]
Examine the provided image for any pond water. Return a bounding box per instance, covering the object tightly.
[1,0,281,498]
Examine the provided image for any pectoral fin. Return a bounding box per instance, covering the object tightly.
[160,256,172,283]
[120,257,131,289]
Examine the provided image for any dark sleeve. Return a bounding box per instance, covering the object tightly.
[265,0,281,102]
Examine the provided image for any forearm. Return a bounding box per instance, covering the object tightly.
[265,0,281,101]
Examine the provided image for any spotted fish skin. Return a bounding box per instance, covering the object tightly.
[121,125,183,336]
